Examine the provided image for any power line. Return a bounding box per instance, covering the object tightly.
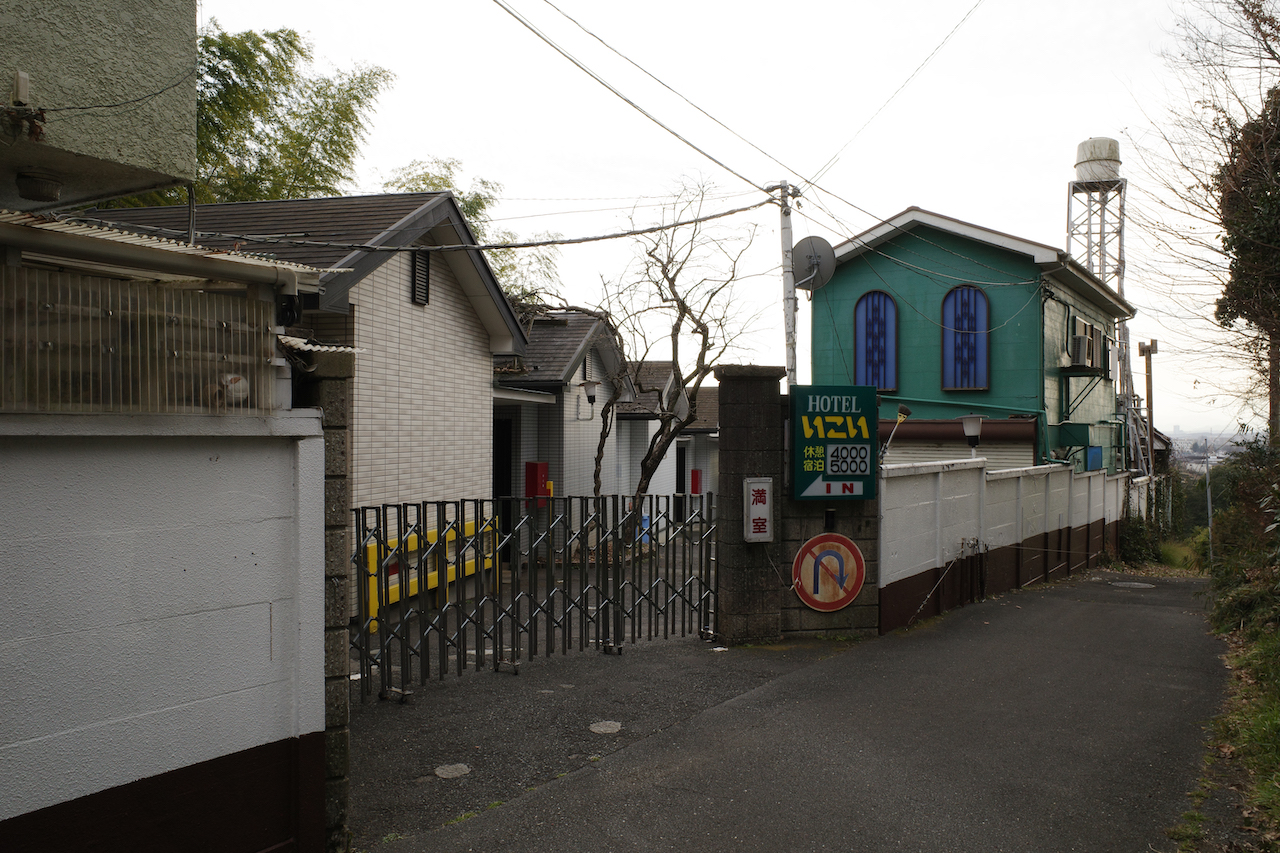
[75,196,775,256]
[491,0,768,195]
[497,0,1033,290]
[806,0,988,187]
[535,0,809,181]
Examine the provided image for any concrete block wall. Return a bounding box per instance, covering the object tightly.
[296,351,355,853]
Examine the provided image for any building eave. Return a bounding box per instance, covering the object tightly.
[830,206,1134,319]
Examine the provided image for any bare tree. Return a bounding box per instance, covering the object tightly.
[596,180,764,503]
[1126,0,1280,435]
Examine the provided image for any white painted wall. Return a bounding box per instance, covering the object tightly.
[558,353,619,497]
[349,251,495,506]
[0,413,324,821]
[879,459,1129,588]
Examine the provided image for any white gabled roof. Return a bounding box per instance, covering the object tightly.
[831,207,1134,319]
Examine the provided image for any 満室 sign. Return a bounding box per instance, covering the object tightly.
[791,384,878,500]
[743,477,773,543]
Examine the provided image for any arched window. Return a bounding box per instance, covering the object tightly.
[941,286,989,390]
[854,291,897,390]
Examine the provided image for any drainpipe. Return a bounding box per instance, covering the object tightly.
[1039,283,1049,465]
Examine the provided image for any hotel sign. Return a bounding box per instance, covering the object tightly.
[791,385,878,500]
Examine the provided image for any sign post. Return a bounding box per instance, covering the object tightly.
[792,385,879,500]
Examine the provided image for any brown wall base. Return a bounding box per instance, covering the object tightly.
[879,519,1118,634]
[2,732,325,853]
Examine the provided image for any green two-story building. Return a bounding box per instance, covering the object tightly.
[808,208,1134,472]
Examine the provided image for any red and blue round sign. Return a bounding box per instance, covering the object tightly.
[791,532,866,612]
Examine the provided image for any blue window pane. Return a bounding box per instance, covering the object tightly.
[854,291,896,390]
[941,286,988,390]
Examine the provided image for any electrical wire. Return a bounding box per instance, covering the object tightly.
[74,196,775,255]
[490,0,768,195]
[40,66,198,114]
[535,0,809,182]
[497,0,1053,290]
[806,0,989,188]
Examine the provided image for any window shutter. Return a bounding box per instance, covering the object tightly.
[410,251,429,305]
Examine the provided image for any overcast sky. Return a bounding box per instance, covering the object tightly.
[201,0,1246,435]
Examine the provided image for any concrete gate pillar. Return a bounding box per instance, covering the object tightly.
[714,365,880,645]
[296,351,354,852]
[715,365,787,644]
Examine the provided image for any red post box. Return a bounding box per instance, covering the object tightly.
[525,461,550,507]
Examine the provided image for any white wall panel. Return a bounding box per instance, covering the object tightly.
[0,420,323,821]
[881,460,1135,591]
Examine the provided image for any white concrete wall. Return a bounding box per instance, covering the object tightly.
[0,413,324,821]
[880,459,1129,588]
[558,350,619,497]
[349,251,495,506]
[687,433,717,494]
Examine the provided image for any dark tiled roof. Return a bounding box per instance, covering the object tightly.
[617,361,674,416]
[688,386,718,431]
[617,361,718,430]
[86,193,448,270]
[514,311,606,385]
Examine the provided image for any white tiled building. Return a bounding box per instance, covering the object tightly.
[494,310,632,500]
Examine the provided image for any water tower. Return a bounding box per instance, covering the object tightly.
[1067,138,1145,473]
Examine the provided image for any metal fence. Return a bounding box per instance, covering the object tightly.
[350,493,716,700]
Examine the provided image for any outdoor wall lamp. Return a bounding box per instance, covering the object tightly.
[877,403,912,464]
[959,414,983,458]
[580,380,599,405]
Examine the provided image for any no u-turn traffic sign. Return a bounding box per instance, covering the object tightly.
[791,532,866,612]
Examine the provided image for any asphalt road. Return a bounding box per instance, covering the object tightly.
[353,571,1226,853]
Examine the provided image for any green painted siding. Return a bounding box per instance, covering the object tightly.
[810,223,1123,473]
[1042,280,1124,473]
[813,225,1042,418]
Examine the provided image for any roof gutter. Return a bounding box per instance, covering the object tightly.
[0,220,318,291]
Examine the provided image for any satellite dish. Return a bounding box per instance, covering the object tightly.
[793,236,835,291]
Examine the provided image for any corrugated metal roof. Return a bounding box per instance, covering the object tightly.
[0,209,326,276]
[76,194,528,358]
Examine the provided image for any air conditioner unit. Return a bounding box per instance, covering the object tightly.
[1070,334,1091,367]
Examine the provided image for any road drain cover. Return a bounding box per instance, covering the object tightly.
[1110,581,1156,589]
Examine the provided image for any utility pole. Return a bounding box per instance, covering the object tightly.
[1205,455,1216,563]
[767,180,801,387]
[1139,340,1157,473]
